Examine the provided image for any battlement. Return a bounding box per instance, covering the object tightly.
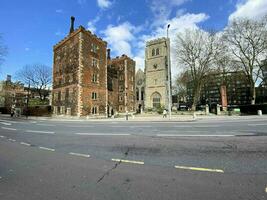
[53,26,107,50]
[146,37,169,46]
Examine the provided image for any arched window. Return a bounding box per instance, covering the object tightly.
[151,92,161,108]
[152,49,155,56]
[156,48,160,55]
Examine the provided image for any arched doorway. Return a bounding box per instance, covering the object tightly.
[151,92,161,108]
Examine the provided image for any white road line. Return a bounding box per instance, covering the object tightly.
[248,124,267,126]
[36,124,56,127]
[20,142,31,146]
[265,186,267,193]
[8,139,16,142]
[66,125,94,128]
[25,130,55,134]
[0,135,5,138]
[157,134,235,137]
[1,127,17,131]
[111,158,144,165]
[39,146,55,151]
[69,152,90,158]
[0,122,11,126]
[75,133,130,136]
[175,165,224,173]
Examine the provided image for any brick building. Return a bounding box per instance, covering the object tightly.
[52,17,135,117]
[52,17,107,117]
[107,52,136,114]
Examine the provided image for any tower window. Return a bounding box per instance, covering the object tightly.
[156,48,160,55]
[152,49,155,56]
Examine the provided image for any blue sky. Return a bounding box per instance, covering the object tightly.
[0,0,267,80]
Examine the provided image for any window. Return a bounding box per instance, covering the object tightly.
[152,92,161,108]
[120,75,124,81]
[92,92,97,100]
[92,106,98,114]
[91,43,99,53]
[119,86,124,91]
[119,96,123,102]
[92,74,98,83]
[152,49,155,56]
[92,58,99,68]
[119,106,123,111]
[156,48,160,55]
[154,79,158,85]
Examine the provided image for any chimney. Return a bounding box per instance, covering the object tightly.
[6,75,11,82]
[107,49,111,60]
[69,16,75,34]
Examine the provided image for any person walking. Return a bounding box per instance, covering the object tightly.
[163,109,167,118]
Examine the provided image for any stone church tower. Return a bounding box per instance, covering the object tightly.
[144,38,170,110]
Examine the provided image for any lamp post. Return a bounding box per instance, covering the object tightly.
[26,81,30,119]
[167,24,172,120]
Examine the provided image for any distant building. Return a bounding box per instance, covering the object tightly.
[187,71,252,109]
[144,38,171,110]
[0,75,27,111]
[135,69,145,113]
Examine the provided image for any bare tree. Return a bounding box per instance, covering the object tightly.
[223,17,267,104]
[16,64,52,100]
[175,70,190,103]
[175,29,221,110]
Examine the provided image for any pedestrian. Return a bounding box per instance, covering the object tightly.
[10,104,15,117]
[163,109,167,118]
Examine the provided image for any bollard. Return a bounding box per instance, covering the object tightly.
[193,112,197,120]
[257,110,262,116]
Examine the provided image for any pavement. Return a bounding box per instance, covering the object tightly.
[0,114,267,199]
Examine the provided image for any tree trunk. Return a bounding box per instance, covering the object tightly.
[251,86,256,105]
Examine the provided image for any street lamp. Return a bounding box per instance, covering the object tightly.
[166,24,172,120]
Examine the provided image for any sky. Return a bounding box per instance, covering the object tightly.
[0,0,267,80]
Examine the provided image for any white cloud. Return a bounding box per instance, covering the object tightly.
[102,22,137,57]
[149,0,189,27]
[97,0,112,9]
[25,47,30,51]
[56,9,63,13]
[229,0,267,20]
[87,15,101,33]
[135,13,209,76]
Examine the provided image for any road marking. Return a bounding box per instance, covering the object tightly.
[66,125,94,128]
[8,139,16,142]
[248,124,267,126]
[175,165,224,173]
[26,130,55,134]
[111,158,144,165]
[39,146,55,151]
[157,134,234,137]
[0,122,11,126]
[69,152,90,158]
[20,142,31,146]
[75,133,130,136]
[36,124,56,127]
[1,127,17,131]
[0,135,5,138]
[265,186,267,193]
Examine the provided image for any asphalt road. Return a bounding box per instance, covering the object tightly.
[0,115,267,199]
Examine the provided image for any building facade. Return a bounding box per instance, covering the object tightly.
[52,17,135,117]
[187,71,252,108]
[144,38,170,110]
[108,54,136,114]
[135,69,145,113]
[52,18,107,117]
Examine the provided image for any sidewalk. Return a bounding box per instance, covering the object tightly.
[1,113,266,122]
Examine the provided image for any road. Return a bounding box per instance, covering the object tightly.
[0,115,267,200]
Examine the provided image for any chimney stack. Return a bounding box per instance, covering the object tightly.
[69,16,75,34]
[107,49,111,60]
